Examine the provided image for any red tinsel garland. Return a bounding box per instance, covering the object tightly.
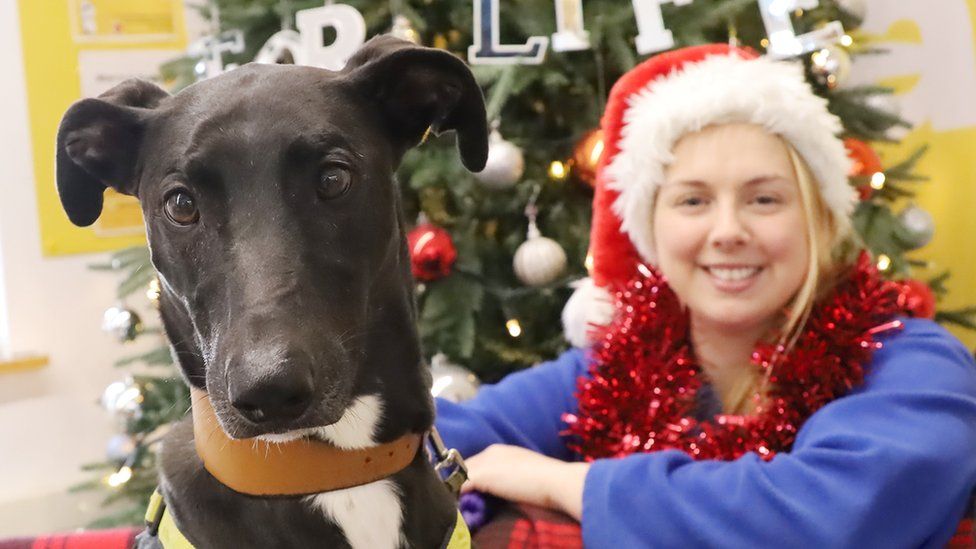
[563,253,905,462]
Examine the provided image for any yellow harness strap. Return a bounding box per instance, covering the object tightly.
[144,490,195,549]
[443,509,472,549]
[144,489,471,549]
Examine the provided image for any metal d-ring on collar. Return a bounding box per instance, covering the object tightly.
[429,426,469,497]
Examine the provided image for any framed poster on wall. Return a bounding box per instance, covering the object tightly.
[68,0,183,44]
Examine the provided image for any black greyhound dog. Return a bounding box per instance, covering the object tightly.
[55,36,487,548]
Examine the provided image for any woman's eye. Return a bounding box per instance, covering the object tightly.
[317,165,352,200]
[163,189,200,226]
[677,196,707,207]
[752,195,781,206]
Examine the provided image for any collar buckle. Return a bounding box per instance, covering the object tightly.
[428,427,468,496]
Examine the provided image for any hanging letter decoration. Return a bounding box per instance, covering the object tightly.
[632,0,694,55]
[296,3,366,71]
[255,29,306,65]
[551,0,590,52]
[757,0,845,59]
[468,0,549,65]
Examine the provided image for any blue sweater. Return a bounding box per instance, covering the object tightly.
[435,319,976,547]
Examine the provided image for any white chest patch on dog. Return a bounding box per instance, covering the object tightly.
[306,480,405,549]
[304,394,405,548]
[255,395,405,546]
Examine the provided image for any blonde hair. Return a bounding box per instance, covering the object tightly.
[724,143,857,414]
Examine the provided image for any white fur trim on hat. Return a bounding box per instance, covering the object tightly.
[605,54,856,266]
[561,277,614,348]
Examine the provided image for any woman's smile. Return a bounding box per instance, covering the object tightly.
[700,264,765,293]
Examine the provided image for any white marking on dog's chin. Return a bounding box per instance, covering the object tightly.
[256,394,385,450]
[315,394,385,450]
[307,480,405,549]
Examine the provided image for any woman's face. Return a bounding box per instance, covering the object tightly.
[653,123,809,333]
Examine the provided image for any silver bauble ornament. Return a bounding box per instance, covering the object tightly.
[513,221,568,287]
[106,434,137,463]
[100,377,144,421]
[102,305,143,342]
[474,129,524,190]
[101,380,128,411]
[429,354,480,403]
[811,46,852,89]
[837,0,868,20]
[390,15,421,44]
[896,204,936,249]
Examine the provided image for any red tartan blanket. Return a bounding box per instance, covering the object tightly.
[472,503,581,549]
[0,527,140,549]
[471,504,975,549]
[0,515,968,548]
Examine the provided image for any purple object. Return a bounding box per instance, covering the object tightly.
[459,491,489,530]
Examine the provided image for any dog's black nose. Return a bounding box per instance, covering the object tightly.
[230,366,315,425]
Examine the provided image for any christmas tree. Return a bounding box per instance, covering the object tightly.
[80,0,975,526]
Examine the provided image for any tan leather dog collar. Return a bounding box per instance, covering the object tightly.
[190,387,421,496]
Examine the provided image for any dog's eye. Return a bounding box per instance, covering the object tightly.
[317,165,352,200]
[163,190,200,226]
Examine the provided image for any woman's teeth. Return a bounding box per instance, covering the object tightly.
[707,267,761,281]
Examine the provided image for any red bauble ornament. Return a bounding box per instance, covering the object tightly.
[844,138,883,200]
[897,279,937,319]
[407,223,457,281]
[571,129,604,187]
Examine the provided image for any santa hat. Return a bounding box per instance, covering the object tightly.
[562,44,856,348]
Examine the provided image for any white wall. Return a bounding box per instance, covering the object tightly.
[0,1,196,536]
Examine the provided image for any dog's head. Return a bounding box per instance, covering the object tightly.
[56,36,488,443]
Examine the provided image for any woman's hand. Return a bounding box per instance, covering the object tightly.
[461,444,589,521]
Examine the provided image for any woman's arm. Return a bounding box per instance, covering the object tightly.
[581,319,976,547]
[435,347,589,461]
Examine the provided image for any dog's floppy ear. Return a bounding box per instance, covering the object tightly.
[56,78,170,226]
[343,35,489,172]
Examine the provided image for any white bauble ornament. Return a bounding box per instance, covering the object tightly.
[102,306,142,342]
[514,221,568,286]
[896,204,936,249]
[474,129,524,190]
[429,354,480,403]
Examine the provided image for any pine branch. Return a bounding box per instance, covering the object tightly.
[935,308,976,332]
[485,66,518,123]
[114,346,174,368]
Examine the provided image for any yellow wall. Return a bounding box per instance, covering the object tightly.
[855,0,976,349]
[18,0,186,256]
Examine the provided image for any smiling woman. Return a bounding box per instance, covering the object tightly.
[654,124,815,412]
[653,123,851,413]
[435,43,976,547]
